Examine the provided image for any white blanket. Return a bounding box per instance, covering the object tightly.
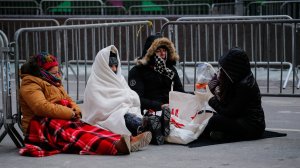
[82,45,142,135]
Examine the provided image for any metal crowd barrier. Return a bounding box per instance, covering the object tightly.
[0,0,299,17]
[44,6,127,15]
[63,17,168,79]
[40,0,105,15]
[280,1,300,20]
[0,0,41,15]
[0,7,41,15]
[160,19,300,96]
[246,1,300,19]
[0,30,24,148]
[297,65,300,88]
[12,21,152,133]
[211,2,238,15]
[177,15,294,21]
[105,0,170,8]
[0,18,60,75]
[64,17,169,58]
[0,30,5,137]
[176,15,294,89]
[128,3,211,15]
[0,18,60,45]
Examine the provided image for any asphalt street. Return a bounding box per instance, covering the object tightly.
[0,97,300,168]
[0,66,299,168]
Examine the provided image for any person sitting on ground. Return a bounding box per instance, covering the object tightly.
[202,47,266,141]
[128,34,184,144]
[19,52,151,157]
[82,45,146,137]
[129,34,184,112]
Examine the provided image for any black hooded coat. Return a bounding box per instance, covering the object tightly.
[128,35,184,112]
[207,47,265,138]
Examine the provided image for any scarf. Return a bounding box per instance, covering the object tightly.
[40,69,62,87]
[153,55,174,80]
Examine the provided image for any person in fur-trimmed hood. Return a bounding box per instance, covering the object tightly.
[128,35,184,145]
[128,34,184,113]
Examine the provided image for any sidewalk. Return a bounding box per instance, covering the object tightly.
[0,96,299,168]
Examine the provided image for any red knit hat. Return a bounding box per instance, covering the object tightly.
[35,52,58,70]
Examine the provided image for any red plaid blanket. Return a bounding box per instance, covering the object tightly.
[19,117,120,157]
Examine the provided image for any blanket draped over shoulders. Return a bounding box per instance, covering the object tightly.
[82,45,142,135]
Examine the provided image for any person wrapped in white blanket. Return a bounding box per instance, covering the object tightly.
[81,45,149,138]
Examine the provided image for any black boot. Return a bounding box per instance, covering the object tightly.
[161,106,171,136]
[141,111,164,145]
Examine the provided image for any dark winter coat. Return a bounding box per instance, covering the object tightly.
[128,37,184,112]
[208,47,265,136]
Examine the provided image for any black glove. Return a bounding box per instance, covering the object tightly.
[208,73,219,94]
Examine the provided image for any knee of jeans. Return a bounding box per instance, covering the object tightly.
[124,113,135,120]
[125,113,141,125]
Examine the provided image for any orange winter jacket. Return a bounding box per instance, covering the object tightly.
[19,74,81,134]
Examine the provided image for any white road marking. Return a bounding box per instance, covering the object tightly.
[277,111,300,114]
[266,128,300,132]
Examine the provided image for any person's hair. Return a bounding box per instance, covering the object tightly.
[20,56,42,77]
[142,33,163,57]
[21,52,60,77]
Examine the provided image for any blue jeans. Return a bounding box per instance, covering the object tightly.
[124,113,142,136]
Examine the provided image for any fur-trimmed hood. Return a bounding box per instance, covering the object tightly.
[137,37,179,66]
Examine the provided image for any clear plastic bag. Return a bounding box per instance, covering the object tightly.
[195,62,216,92]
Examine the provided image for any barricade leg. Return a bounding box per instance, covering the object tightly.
[0,47,24,148]
[296,65,300,89]
[4,124,23,148]
[0,129,8,142]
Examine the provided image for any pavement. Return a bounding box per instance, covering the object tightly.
[0,96,299,168]
[0,65,300,168]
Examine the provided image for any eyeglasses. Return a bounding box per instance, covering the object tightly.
[49,71,61,75]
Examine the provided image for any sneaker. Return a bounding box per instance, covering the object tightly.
[161,106,171,136]
[130,131,152,152]
[116,135,131,155]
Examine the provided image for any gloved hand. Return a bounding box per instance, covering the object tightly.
[161,104,169,110]
[73,108,82,119]
[208,73,219,93]
[70,103,82,119]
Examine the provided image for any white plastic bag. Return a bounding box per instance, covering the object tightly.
[166,91,213,144]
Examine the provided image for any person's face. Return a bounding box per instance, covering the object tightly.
[217,68,221,79]
[48,66,61,78]
[155,47,167,60]
[110,65,118,74]
[219,67,233,83]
